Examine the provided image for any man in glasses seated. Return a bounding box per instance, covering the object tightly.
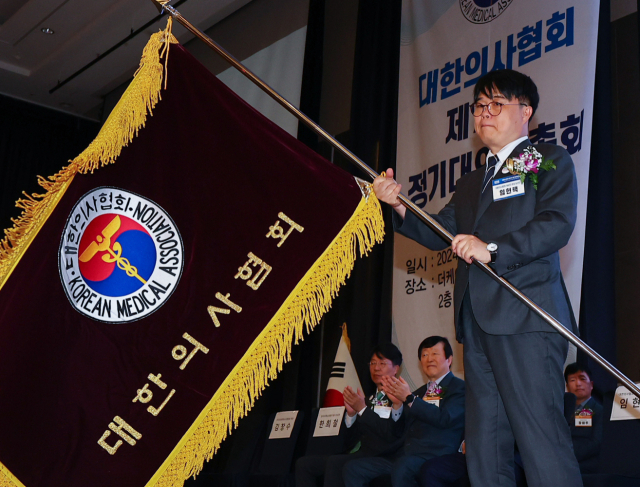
[373,69,581,487]
[295,343,404,487]
[343,336,465,487]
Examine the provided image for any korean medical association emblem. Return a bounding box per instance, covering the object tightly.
[460,0,513,24]
[59,187,184,323]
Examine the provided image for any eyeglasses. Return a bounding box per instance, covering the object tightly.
[470,101,528,117]
[368,361,392,367]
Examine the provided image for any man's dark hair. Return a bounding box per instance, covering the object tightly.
[564,362,593,383]
[417,336,453,360]
[473,69,540,116]
[370,342,403,366]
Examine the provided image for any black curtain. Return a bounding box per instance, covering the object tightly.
[0,95,99,231]
[578,0,617,394]
[318,0,402,398]
[297,0,325,153]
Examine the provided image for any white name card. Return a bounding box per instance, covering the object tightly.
[269,410,299,438]
[313,406,345,437]
[423,397,440,407]
[575,416,592,427]
[492,175,525,201]
[374,406,392,418]
[610,384,640,421]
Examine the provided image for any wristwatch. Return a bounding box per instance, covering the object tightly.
[405,393,416,407]
[486,242,498,263]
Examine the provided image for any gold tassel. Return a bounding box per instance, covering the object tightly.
[148,189,385,487]
[0,21,176,292]
[0,464,25,487]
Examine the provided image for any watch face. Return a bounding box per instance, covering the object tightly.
[487,243,498,252]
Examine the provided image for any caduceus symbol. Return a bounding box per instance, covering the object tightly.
[79,216,147,284]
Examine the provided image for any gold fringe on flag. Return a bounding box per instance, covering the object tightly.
[0,20,177,292]
[0,462,25,487]
[0,18,385,487]
[149,187,384,487]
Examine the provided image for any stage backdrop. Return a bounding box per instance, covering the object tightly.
[0,21,384,487]
[186,0,309,137]
[393,0,599,387]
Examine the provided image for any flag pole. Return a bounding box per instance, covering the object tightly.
[152,0,640,400]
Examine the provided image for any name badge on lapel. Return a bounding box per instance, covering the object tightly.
[575,415,593,427]
[492,175,525,202]
[422,397,440,407]
[374,406,392,418]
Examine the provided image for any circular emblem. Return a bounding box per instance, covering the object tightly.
[460,0,513,24]
[59,187,184,323]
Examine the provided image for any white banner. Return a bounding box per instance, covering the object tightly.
[393,0,599,387]
[217,26,307,137]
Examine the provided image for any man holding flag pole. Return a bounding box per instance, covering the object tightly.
[2,3,635,486]
[374,69,583,487]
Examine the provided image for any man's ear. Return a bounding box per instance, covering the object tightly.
[523,105,533,123]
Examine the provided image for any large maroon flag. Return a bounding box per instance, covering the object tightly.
[0,25,383,487]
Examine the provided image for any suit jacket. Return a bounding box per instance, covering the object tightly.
[571,396,603,474]
[345,392,404,457]
[395,140,578,340]
[395,371,465,459]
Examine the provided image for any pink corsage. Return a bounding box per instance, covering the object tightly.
[504,146,556,190]
[577,407,593,417]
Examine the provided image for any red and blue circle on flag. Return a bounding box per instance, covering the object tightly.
[59,187,184,323]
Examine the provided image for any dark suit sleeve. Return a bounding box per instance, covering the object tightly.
[492,145,577,276]
[343,414,361,451]
[405,379,465,429]
[392,191,458,251]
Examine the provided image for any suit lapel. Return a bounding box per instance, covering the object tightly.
[439,371,453,397]
[473,139,532,229]
[468,169,485,229]
[473,171,494,230]
[584,397,595,410]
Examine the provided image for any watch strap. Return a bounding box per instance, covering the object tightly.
[404,393,416,407]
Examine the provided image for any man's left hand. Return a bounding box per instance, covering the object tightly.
[378,376,403,408]
[451,234,490,264]
[381,376,412,408]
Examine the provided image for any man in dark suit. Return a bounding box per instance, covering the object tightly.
[295,343,403,487]
[565,363,604,474]
[373,69,582,487]
[343,336,465,487]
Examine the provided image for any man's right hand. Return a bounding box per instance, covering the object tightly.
[372,168,406,219]
[344,399,356,417]
[343,386,366,417]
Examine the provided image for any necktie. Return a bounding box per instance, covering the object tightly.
[426,381,436,395]
[482,155,498,193]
